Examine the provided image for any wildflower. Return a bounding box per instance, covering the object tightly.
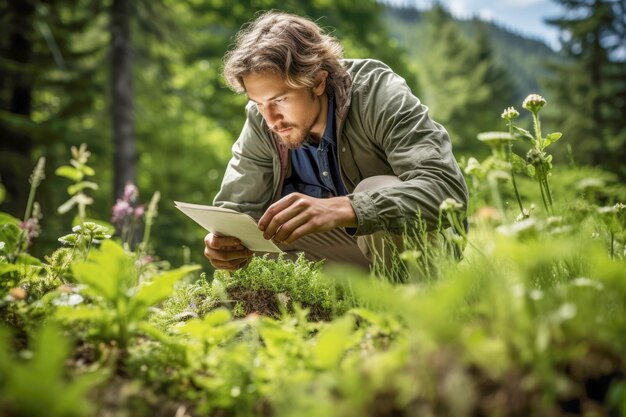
[19,202,42,245]
[9,287,27,300]
[501,106,519,121]
[122,183,139,202]
[111,200,134,224]
[522,94,546,113]
[439,198,464,213]
[133,204,145,220]
[29,157,46,187]
[477,131,515,148]
[474,206,502,223]
[464,157,481,175]
[526,148,545,166]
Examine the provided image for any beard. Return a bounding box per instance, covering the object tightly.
[273,124,315,149]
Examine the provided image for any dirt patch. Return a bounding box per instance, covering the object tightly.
[227,285,332,321]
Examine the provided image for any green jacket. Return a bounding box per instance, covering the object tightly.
[214,59,468,235]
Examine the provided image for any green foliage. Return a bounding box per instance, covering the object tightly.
[55,240,200,350]
[217,254,353,320]
[416,5,517,152]
[0,324,103,417]
[56,144,98,221]
[545,0,626,179]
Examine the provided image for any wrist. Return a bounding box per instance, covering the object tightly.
[332,196,358,228]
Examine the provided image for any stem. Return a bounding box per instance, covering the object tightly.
[543,175,553,208]
[532,112,543,150]
[537,166,551,216]
[506,126,525,218]
[23,179,38,224]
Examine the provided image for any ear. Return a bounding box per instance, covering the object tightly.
[313,70,329,96]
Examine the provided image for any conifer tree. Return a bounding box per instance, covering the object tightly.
[0,0,105,214]
[545,0,626,178]
[420,4,515,153]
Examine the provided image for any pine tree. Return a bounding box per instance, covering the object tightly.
[0,0,105,215]
[419,4,515,153]
[545,0,626,178]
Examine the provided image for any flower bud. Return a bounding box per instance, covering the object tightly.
[522,94,546,113]
[501,106,519,121]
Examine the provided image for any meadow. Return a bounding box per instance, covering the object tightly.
[1,96,625,416]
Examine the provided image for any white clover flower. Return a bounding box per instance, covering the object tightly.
[501,106,519,121]
[522,94,546,113]
[439,198,464,212]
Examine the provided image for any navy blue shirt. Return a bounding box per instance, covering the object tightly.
[281,98,347,198]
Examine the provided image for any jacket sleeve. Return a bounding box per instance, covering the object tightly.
[213,105,277,221]
[348,64,469,235]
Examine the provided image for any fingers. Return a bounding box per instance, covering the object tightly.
[258,194,302,234]
[204,233,243,250]
[209,256,250,272]
[204,232,253,271]
[260,195,309,240]
[272,211,311,244]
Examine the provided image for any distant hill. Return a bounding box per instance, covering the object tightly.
[382,5,562,105]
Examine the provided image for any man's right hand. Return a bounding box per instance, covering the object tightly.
[203,233,253,271]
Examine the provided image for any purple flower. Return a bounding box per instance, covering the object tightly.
[111,199,134,224]
[19,217,40,244]
[122,183,139,203]
[133,204,145,220]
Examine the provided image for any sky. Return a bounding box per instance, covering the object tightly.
[380,0,565,50]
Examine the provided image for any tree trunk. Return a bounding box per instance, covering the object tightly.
[111,0,136,200]
[0,0,35,211]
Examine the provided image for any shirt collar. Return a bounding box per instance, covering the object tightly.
[321,97,335,145]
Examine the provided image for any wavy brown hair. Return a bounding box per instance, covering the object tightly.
[223,11,346,95]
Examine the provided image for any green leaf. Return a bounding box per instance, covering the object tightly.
[0,262,18,276]
[132,264,200,309]
[71,240,135,303]
[512,126,535,145]
[57,195,78,215]
[0,212,20,226]
[72,217,115,236]
[544,132,562,147]
[67,181,98,196]
[58,233,78,245]
[312,315,354,369]
[509,153,527,174]
[80,165,95,176]
[16,253,42,267]
[55,165,83,182]
[0,222,22,253]
[55,305,109,322]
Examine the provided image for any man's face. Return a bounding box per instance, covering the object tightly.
[243,71,328,149]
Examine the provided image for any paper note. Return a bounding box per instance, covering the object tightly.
[174,201,282,253]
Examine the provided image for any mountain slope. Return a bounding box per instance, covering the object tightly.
[383,5,561,104]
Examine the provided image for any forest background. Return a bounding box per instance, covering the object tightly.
[1,0,624,268]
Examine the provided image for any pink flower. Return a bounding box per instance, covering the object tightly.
[133,204,145,220]
[19,218,40,244]
[122,183,139,202]
[111,199,134,224]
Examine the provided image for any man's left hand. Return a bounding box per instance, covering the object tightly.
[258,193,357,245]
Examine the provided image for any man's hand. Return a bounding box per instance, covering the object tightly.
[258,193,357,245]
[204,233,253,271]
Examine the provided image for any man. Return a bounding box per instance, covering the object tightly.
[204,11,468,272]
